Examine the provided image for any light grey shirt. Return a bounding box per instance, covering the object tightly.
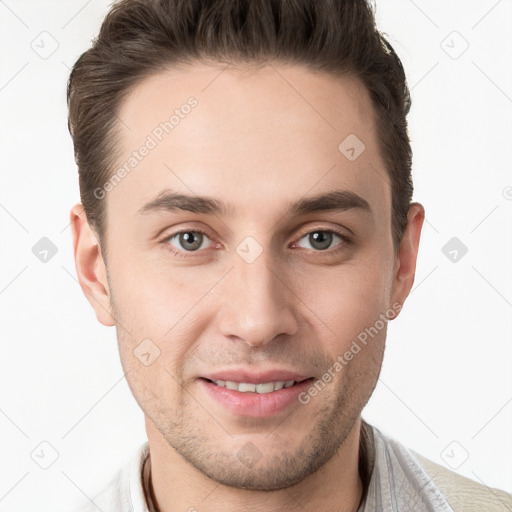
[357,423,452,511]
[73,420,453,512]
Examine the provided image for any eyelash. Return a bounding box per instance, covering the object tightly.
[160,227,351,259]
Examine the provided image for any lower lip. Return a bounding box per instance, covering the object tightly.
[199,378,314,418]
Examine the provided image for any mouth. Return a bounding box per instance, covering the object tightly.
[198,377,315,418]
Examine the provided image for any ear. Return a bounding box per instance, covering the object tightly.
[389,202,425,317]
[70,203,115,326]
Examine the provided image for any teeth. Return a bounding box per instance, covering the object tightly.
[238,382,256,392]
[255,382,274,393]
[213,380,296,393]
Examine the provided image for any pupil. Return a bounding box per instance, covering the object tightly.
[181,232,202,251]
[311,231,331,250]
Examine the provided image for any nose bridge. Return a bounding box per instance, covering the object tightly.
[217,241,298,346]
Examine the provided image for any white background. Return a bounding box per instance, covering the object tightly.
[0,0,511,510]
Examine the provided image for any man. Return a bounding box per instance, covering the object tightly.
[67,0,511,511]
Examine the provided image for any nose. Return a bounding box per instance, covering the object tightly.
[216,243,299,348]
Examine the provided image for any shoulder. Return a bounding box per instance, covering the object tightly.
[69,441,150,512]
[410,450,512,512]
[69,471,126,512]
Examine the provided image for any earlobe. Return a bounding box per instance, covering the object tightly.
[390,202,425,316]
[70,203,115,327]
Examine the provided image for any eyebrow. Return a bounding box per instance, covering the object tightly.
[136,188,372,218]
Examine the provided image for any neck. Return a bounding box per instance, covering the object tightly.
[145,417,368,512]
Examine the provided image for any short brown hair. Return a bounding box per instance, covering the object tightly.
[67,0,413,253]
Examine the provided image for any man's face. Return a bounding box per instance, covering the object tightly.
[78,63,419,490]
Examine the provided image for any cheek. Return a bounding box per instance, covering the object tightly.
[108,263,212,377]
[295,257,392,341]
[109,257,191,330]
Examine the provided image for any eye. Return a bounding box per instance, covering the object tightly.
[162,229,215,257]
[160,226,351,259]
[293,229,349,252]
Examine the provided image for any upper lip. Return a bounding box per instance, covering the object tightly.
[201,369,313,384]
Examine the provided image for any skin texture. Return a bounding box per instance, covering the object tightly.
[70,62,424,512]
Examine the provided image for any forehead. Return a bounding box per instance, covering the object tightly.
[110,62,390,224]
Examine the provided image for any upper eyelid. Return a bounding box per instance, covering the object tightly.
[295,225,349,239]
